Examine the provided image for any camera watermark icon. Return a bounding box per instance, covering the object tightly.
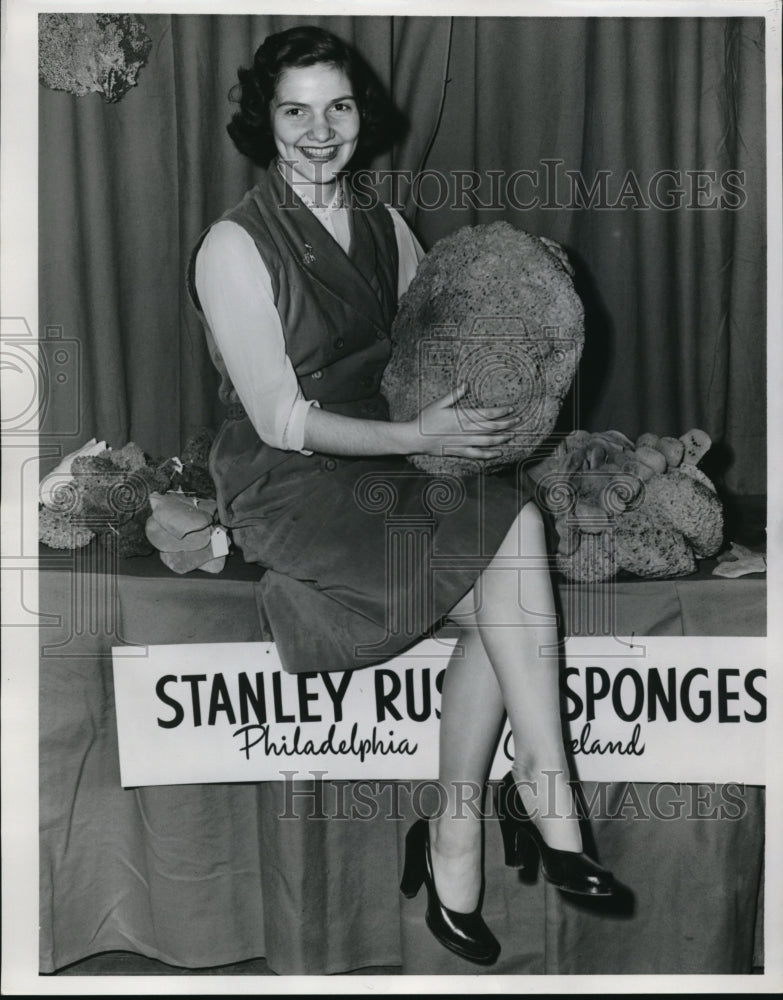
[416,318,581,445]
[0,317,82,437]
[1,316,146,654]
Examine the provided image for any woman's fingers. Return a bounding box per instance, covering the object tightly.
[445,432,513,449]
[457,408,519,430]
[427,389,519,423]
[442,445,506,459]
[433,383,469,409]
[431,388,518,420]
[414,389,525,454]
[460,404,516,418]
[413,422,515,458]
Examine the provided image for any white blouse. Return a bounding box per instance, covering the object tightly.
[194,195,424,453]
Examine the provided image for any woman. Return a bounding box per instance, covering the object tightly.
[188,25,614,967]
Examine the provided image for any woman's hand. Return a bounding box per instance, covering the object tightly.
[539,236,575,277]
[407,384,518,460]
[301,384,519,458]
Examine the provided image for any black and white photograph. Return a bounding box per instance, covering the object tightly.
[1,0,781,992]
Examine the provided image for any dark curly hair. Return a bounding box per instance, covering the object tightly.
[227,25,400,169]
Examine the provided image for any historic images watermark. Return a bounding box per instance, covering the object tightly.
[277,771,751,822]
[277,161,748,212]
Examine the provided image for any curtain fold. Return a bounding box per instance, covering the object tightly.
[415,17,765,492]
[39,14,766,493]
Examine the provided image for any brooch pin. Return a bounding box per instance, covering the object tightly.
[302,243,316,266]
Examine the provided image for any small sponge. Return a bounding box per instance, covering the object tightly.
[613,508,697,579]
[38,507,94,549]
[642,469,723,558]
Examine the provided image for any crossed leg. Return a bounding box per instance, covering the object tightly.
[430,501,582,913]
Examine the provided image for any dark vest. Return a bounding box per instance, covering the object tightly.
[187,166,399,512]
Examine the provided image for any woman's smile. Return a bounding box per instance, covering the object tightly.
[271,62,360,199]
[298,144,340,161]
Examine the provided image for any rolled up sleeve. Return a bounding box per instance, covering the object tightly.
[194,220,317,453]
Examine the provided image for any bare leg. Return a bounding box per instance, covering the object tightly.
[429,501,580,912]
[429,610,505,912]
[475,501,582,851]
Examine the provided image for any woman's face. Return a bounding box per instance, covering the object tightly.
[271,62,360,189]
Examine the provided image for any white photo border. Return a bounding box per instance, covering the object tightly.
[2,0,781,993]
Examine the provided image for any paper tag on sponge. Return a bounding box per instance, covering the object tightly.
[210,526,229,558]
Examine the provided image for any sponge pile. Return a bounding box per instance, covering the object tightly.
[39,430,218,557]
[530,428,724,581]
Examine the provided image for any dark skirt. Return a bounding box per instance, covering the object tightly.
[225,451,535,673]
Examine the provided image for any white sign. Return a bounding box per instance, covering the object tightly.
[112,635,766,787]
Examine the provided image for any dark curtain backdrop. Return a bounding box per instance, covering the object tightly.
[39,15,766,494]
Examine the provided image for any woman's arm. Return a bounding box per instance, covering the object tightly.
[194,221,317,452]
[302,208,516,457]
[196,216,517,460]
[194,209,421,453]
[303,386,518,460]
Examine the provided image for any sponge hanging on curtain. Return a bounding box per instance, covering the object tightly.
[39,13,152,103]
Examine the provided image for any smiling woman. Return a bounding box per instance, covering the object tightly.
[34,12,769,978]
[271,63,360,199]
[226,24,394,178]
[185,23,616,968]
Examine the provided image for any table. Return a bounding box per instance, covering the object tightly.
[39,541,766,975]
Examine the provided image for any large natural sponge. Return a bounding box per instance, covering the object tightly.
[382,222,584,475]
[39,14,152,103]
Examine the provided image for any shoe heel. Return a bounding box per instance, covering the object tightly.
[401,817,500,964]
[499,815,539,870]
[513,826,540,879]
[496,773,615,896]
[400,821,426,898]
[399,857,424,898]
[496,774,539,871]
[499,811,522,868]
[496,776,526,869]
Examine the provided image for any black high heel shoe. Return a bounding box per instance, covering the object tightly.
[496,772,615,897]
[400,818,500,966]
